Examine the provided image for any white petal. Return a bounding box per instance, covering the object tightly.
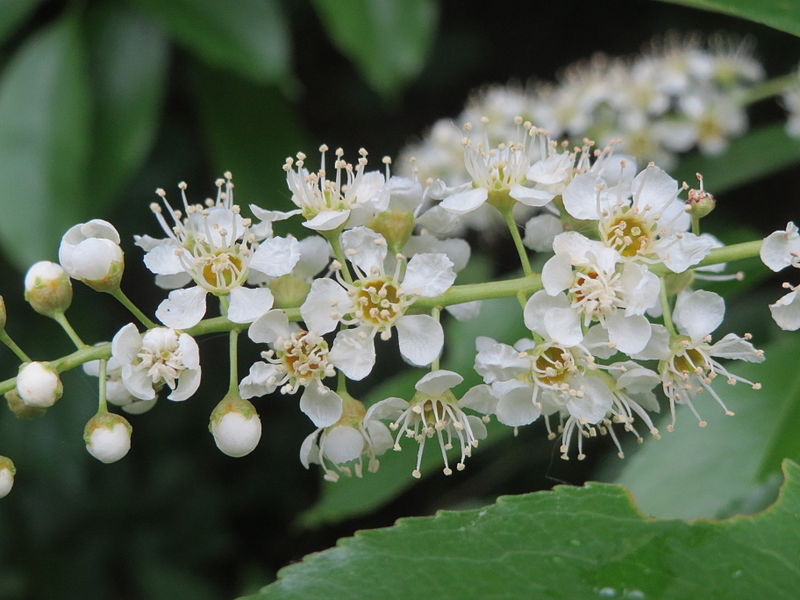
[458,384,497,415]
[329,327,376,380]
[365,421,394,455]
[299,384,343,428]
[760,223,800,272]
[770,290,800,331]
[250,236,301,277]
[300,278,352,334]
[541,254,573,295]
[523,290,570,338]
[156,287,207,329]
[563,173,602,220]
[396,315,443,366]
[566,376,613,423]
[657,233,714,273]
[710,333,765,362]
[493,381,540,427]
[111,323,141,365]
[321,425,364,464]
[121,365,156,400]
[248,309,296,344]
[239,361,282,398]
[416,205,461,235]
[509,184,554,207]
[227,287,274,324]
[341,226,388,276]
[523,214,563,252]
[169,367,201,401]
[303,209,350,231]
[155,272,192,290]
[445,301,481,321]
[673,290,724,341]
[300,430,321,468]
[143,242,186,276]
[415,369,463,396]
[364,397,409,423]
[401,253,455,297]
[474,337,529,383]
[605,313,652,355]
[403,236,470,271]
[440,187,488,215]
[544,307,583,347]
[620,263,660,315]
[466,415,488,440]
[630,324,671,360]
[582,324,616,359]
[295,236,331,278]
[631,165,678,213]
[177,333,201,369]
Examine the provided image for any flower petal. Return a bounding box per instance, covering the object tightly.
[341,226,388,276]
[227,287,274,324]
[401,253,455,297]
[303,210,350,231]
[440,187,488,215]
[156,287,207,329]
[493,380,540,426]
[329,326,376,380]
[509,184,554,207]
[299,384,343,428]
[415,369,463,396]
[248,309,295,344]
[300,278,352,334]
[321,425,364,464]
[605,313,652,355]
[673,290,724,341]
[396,314,443,366]
[250,235,301,277]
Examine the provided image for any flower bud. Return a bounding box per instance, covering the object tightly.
[59,220,124,292]
[209,392,262,457]
[24,261,72,316]
[0,456,15,498]
[268,274,311,308]
[83,412,132,463]
[5,389,47,419]
[0,295,6,330]
[16,362,62,408]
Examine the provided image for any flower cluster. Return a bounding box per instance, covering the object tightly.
[0,113,785,494]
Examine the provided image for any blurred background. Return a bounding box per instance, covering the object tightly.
[1,1,799,598]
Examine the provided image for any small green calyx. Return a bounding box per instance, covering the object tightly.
[0,456,15,475]
[209,391,257,430]
[83,412,132,444]
[662,270,695,297]
[330,392,366,429]
[86,259,125,293]
[269,275,312,308]
[688,188,716,219]
[368,210,415,253]
[487,189,515,212]
[5,390,47,419]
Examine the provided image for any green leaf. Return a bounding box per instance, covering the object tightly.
[244,460,800,599]
[672,123,800,195]
[0,0,41,44]
[85,4,169,207]
[312,0,438,98]
[0,15,90,269]
[663,0,800,38]
[131,0,289,83]
[299,291,522,527]
[610,333,800,519]
[192,66,308,217]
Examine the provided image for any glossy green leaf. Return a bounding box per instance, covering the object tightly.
[312,0,438,98]
[610,333,800,519]
[663,0,800,38]
[0,0,41,44]
[299,292,522,527]
[672,123,800,195]
[245,460,800,600]
[85,4,168,207]
[131,0,288,83]
[0,15,90,268]
[192,66,308,218]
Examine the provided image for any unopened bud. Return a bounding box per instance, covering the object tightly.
[84,412,132,463]
[59,220,125,292]
[209,392,262,457]
[0,456,15,498]
[5,389,47,419]
[16,362,62,408]
[24,261,72,316]
[268,275,311,308]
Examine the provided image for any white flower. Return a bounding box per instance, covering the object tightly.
[283,146,388,231]
[140,173,300,329]
[210,395,262,457]
[657,290,764,430]
[678,92,746,155]
[111,323,201,402]
[563,163,714,272]
[84,412,132,463]
[769,284,800,331]
[539,233,660,354]
[301,227,455,379]
[82,356,157,415]
[59,219,124,291]
[366,370,495,478]
[16,362,62,408]
[241,309,341,428]
[0,457,15,499]
[760,222,800,272]
[300,395,393,481]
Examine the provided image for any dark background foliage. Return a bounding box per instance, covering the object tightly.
[0,1,798,598]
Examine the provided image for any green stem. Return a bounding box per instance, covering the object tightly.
[0,237,767,396]
[228,328,239,395]
[659,278,677,337]
[325,230,354,284]
[337,369,347,395]
[739,73,796,106]
[431,307,441,371]
[109,288,157,329]
[691,214,701,236]
[502,208,532,277]
[0,330,31,362]
[52,312,87,349]
[98,359,108,413]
